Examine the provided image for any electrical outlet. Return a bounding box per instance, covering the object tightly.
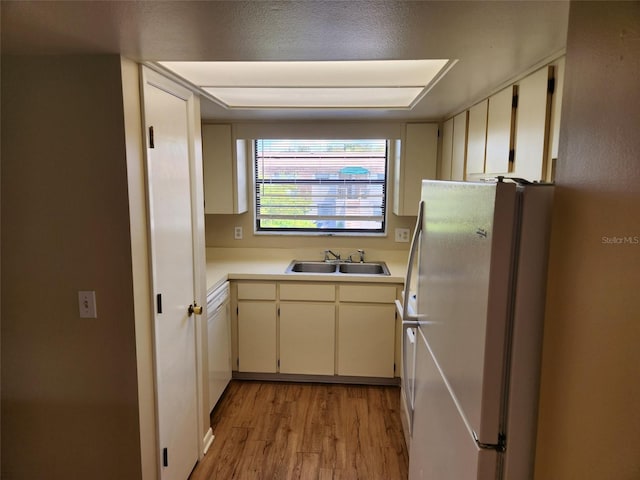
[78,290,97,318]
[395,228,411,243]
[234,226,243,240]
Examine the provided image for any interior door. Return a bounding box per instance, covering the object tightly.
[143,72,199,480]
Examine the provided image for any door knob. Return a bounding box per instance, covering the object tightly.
[188,303,203,316]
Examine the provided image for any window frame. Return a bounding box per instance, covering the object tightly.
[253,139,389,236]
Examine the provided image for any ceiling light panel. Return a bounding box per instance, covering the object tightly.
[160,60,450,87]
[158,59,453,109]
[202,87,425,108]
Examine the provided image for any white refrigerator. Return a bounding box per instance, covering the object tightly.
[396,179,554,479]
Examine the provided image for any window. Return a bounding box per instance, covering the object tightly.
[255,139,387,234]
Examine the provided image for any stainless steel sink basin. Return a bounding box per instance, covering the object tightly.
[285,260,390,275]
[287,261,338,274]
[338,262,390,275]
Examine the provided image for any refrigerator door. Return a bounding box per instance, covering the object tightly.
[410,327,498,479]
[396,200,425,441]
[418,180,518,446]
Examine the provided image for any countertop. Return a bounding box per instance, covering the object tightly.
[206,247,408,292]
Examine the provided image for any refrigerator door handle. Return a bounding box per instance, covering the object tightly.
[394,301,422,327]
[401,200,424,322]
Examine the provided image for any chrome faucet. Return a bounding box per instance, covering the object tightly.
[324,249,341,262]
[347,249,366,263]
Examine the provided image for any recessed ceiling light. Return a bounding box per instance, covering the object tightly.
[158,59,455,109]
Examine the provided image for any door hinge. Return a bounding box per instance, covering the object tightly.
[162,447,168,467]
[236,306,239,315]
[512,94,519,109]
[548,77,556,95]
[277,307,280,316]
[149,126,155,149]
[508,149,515,164]
[156,294,163,314]
[277,359,280,368]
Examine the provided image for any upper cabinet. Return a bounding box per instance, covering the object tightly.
[485,85,517,175]
[451,111,468,181]
[393,123,438,216]
[202,124,248,214]
[512,65,554,182]
[466,100,488,175]
[439,117,454,180]
[441,57,563,184]
[546,57,565,181]
[439,113,468,181]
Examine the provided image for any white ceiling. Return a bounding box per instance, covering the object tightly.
[1,0,569,122]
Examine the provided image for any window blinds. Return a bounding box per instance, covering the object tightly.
[255,139,387,232]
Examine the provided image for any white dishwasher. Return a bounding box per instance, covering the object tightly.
[206,281,231,412]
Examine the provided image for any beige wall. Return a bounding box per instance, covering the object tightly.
[535,2,640,478]
[1,56,143,479]
[204,122,417,252]
[205,212,416,252]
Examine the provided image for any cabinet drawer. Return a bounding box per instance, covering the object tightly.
[340,284,397,303]
[237,282,276,300]
[280,283,335,301]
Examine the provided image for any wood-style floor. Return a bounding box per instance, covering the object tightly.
[189,380,409,480]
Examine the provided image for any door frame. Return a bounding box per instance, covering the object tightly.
[140,65,208,477]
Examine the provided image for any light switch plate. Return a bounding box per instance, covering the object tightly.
[78,290,97,318]
[395,228,411,242]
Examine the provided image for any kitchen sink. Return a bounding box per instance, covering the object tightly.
[338,263,389,275]
[287,261,338,274]
[285,260,390,275]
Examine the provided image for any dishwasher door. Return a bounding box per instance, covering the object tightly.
[207,282,231,412]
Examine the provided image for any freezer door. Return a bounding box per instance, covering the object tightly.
[409,327,498,479]
[418,180,518,445]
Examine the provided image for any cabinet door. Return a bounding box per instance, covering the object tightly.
[393,123,438,216]
[237,301,277,373]
[338,304,396,378]
[485,86,517,174]
[202,124,248,214]
[280,303,335,375]
[451,112,468,181]
[547,57,564,182]
[439,118,454,180]
[466,100,488,175]
[513,66,553,182]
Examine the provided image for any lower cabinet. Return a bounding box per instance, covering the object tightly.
[338,284,398,378]
[337,303,396,378]
[234,280,400,380]
[237,301,277,373]
[237,282,277,373]
[280,302,335,375]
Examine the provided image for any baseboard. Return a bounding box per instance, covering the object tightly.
[232,371,401,387]
[202,427,214,455]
